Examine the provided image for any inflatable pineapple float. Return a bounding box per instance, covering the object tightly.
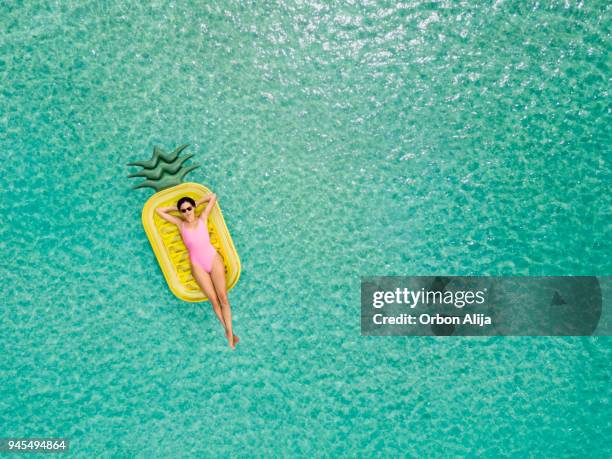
[128,144,240,302]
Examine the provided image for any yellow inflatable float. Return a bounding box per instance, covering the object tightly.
[128,145,241,302]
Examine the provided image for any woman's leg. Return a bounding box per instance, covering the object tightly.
[190,263,227,332]
[210,253,236,349]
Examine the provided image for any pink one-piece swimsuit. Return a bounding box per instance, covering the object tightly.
[179,219,217,273]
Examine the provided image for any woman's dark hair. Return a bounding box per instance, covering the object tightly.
[177,196,196,210]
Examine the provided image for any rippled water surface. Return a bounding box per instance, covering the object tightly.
[1,1,610,456]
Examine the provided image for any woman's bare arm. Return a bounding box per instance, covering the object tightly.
[195,193,215,208]
[155,206,183,226]
[199,194,217,221]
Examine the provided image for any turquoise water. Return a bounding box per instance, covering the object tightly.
[1,0,610,456]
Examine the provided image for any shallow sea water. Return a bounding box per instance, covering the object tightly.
[1,1,610,457]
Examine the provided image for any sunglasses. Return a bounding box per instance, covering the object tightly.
[180,206,193,213]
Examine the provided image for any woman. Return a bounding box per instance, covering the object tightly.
[156,194,238,349]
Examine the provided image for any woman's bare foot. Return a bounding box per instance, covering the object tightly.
[226,330,239,348]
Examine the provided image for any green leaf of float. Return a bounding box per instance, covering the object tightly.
[127,144,199,193]
[177,163,200,181]
[131,164,201,192]
[131,178,177,192]
[127,146,165,169]
[127,144,189,169]
[127,154,196,180]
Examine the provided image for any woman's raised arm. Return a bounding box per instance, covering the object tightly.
[155,206,183,226]
[195,193,216,208]
[199,194,217,221]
